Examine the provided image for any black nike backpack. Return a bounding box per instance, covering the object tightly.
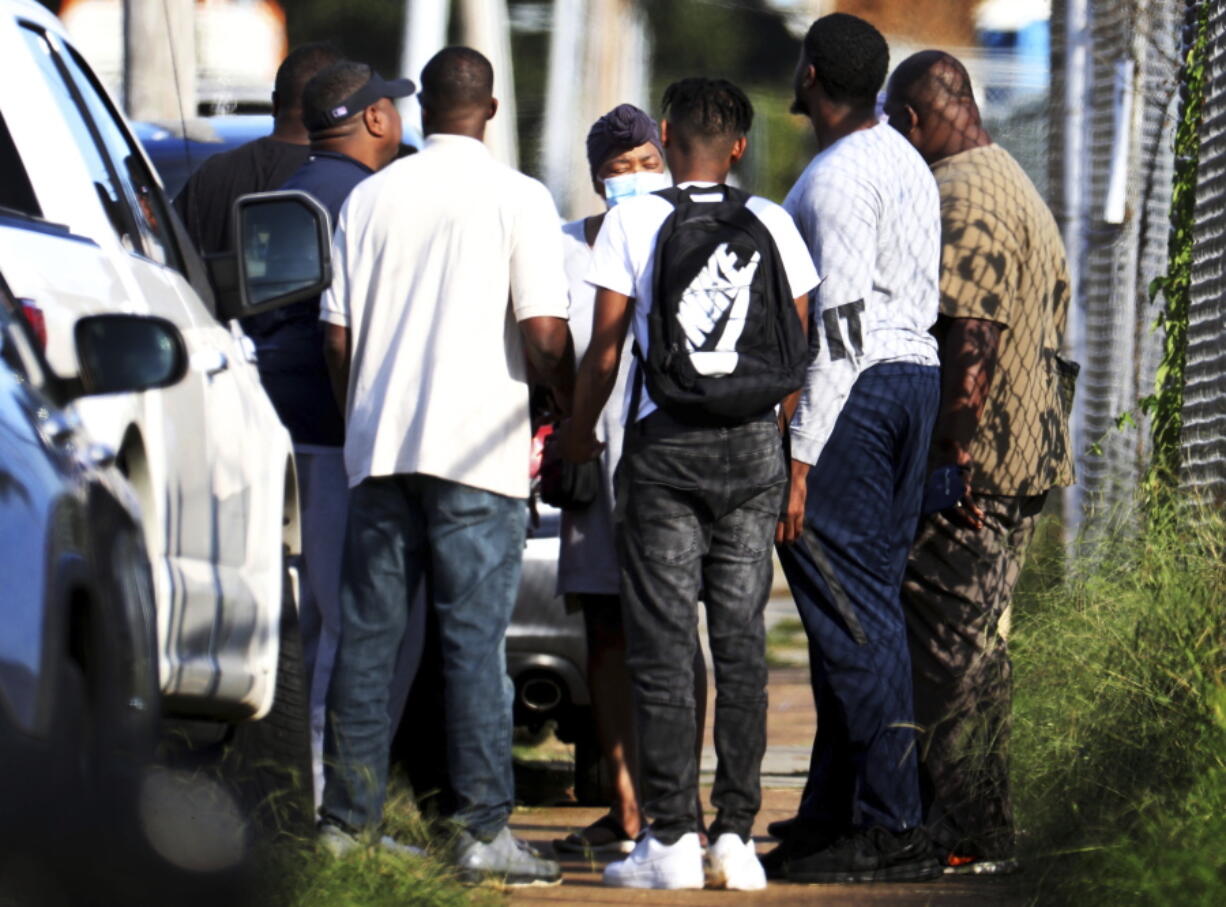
[637,184,809,424]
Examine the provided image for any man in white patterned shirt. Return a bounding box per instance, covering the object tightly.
[767,13,943,886]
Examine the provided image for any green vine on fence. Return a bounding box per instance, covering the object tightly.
[1143,0,1210,494]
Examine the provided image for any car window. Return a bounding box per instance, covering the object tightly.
[57,41,183,274]
[0,112,40,218]
[19,26,138,251]
[18,26,180,273]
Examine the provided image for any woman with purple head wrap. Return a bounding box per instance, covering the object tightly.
[586,103,664,180]
[552,105,708,857]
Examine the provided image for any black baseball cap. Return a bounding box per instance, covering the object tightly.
[304,69,416,131]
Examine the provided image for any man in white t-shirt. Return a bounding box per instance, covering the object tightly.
[562,78,818,891]
[317,46,571,886]
[766,13,943,886]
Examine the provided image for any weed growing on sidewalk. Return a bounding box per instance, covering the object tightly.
[1011,504,1226,905]
[246,782,503,906]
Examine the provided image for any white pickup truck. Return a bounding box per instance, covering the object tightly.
[0,0,331,824]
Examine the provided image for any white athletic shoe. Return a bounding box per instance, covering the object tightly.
[602,831,705,889]
[706,833,767,890]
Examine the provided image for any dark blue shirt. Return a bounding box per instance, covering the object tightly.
[242,151,373,447]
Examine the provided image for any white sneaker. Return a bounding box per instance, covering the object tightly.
[706,833,767,890]
[319,822,424,859]
[602,831,704,889]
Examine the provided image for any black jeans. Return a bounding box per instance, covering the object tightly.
[616,412,786,844]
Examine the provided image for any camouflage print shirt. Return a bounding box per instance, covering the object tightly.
[931,143,1075,496]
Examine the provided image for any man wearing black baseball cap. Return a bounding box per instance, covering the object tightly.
[241,62,412,843]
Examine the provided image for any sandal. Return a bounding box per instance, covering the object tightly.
[552,814,636,855]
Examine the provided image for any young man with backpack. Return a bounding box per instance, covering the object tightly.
[561,77,817,891]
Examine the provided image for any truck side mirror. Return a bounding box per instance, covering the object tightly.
[207,191,333,322]
[73,314,188,396]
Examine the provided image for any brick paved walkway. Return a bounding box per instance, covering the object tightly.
[508,665,1025,905]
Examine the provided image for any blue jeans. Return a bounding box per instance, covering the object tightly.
[777,362,940,835]
[616,412,786,844]
[320,474,525,839]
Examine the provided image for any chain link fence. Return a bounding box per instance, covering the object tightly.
[1181,0,1226,503]
[1049,0,1183,522]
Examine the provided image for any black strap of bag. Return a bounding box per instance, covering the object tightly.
[628,340,646,438]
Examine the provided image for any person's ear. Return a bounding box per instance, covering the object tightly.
[729,135,748,165]
[801,63,817,93]
[270,90,281,118]
[592,176,604,197]
[487,97,499,121]
[660,119,671,147]
[363,104,386,137]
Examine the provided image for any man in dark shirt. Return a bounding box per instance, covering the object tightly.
[248,62,410,446]
[252,61,413,811]
[173,42,343,257]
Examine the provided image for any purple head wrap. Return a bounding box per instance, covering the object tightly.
[585,103,663,178]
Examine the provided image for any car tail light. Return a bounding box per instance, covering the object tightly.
[19,300,46,351]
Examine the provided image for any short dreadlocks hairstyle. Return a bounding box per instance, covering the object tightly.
[802,13,889,107]
[660,77,754,142]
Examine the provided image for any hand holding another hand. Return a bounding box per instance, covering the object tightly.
[555,419,604,464]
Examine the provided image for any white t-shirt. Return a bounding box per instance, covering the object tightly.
[586,183,820,423]
[320,134,570,498]
[783,123,941,465]
[556,218,631,596]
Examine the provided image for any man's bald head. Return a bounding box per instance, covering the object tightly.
[419,47,496,138]
[884,50,990,164]
[890,51,976,110]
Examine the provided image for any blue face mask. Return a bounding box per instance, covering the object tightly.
[603,171,671,207]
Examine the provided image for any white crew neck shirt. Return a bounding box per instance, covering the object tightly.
[586,182,819,423]
[320,133,569,498]
[783,123,941,466]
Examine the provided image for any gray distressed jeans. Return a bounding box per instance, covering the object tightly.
[616,411,786,844]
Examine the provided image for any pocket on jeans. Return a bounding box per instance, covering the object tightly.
[728,482,786,557]
[624,481,701,566]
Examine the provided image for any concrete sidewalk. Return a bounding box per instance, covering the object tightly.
[508,666,1026,905]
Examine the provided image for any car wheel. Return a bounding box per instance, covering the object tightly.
[222,562,314,838]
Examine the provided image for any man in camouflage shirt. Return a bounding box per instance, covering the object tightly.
[885,51,1076,871]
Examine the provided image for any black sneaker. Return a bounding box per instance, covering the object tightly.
[760,839,793,881]
[760,827,838,880]
[785,827,942,884]
[766,816,800,840]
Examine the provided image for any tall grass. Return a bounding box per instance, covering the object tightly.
[1011,503,1226,904]
[249,783,504,907]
